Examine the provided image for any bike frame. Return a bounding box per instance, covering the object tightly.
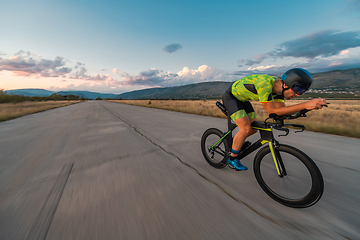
[211,115,287,177]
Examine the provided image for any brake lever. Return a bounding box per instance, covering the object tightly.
[291,124,305,133]
[273,126,289,137]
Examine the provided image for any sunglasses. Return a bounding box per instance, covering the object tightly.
[291,83,307,95]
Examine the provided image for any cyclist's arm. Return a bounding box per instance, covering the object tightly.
[262,102,307,115]
[261,99,326,115]
[274,101,285,108]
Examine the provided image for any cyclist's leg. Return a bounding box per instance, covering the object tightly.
[222,88,256,158]
[222,88,247,170]
[232,117,252,156]
[231,101,258,157]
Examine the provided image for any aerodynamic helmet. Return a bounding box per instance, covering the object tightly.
[281,68,313,95]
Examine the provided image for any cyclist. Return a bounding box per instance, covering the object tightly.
[222,68,327,171]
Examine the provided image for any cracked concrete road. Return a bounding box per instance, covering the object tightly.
[0,101,359,239]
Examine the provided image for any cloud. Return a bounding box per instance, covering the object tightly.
[40,66,72,77]
[340,50,350,55]
[163,43,182,53]
[233,54,360,76]
[112,68,120,74]
[139,68,161,77]
[112,68,129,78]
[276,30,360,58]
[113,65,237,87]
[15,50,32,57]
[74,61,85,69]
[69,66,115,81]
[240,30,360,66]
[0,52,70,78]
[238,54,267,67]
[0,50,118,83]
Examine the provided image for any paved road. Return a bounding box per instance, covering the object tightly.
[0,101,359,239]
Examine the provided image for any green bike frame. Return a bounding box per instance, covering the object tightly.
[211,117,286,177]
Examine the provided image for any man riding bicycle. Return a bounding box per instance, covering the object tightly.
[223,68,327,171]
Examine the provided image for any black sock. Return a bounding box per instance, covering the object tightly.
[230,156,238,160]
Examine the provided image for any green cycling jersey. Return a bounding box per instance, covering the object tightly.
[231,74,284,103]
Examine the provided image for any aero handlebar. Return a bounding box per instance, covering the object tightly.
[216,101,328,130]
[268,103,329,121]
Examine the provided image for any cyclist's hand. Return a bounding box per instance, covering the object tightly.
[305,99,327,110]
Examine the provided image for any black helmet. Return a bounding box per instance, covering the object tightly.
[281,68,313,95]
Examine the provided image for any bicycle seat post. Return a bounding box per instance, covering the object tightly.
[227,115,237,132]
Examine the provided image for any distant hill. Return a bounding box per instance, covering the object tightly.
[57,91,118,99]
[5,68,360,99]
[7,89,55,97]
[117,81,232,99]
[312,68,360,88]
[7,89,118,100]
[115,87,168,99]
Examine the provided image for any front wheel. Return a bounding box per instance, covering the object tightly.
[201,128,230,169]
[253,144,324,208]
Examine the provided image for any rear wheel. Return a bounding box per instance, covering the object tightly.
[253,144,324,208]
[201,128,230,168]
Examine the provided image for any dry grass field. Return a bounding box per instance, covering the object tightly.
[109,99,360,138]
[0,101,81,122]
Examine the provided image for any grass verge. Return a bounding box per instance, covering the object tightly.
[0,101,82,122]
[108,99,360,138]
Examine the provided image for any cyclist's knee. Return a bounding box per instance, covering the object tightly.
[234,117,255,135]
[239,124,253,135]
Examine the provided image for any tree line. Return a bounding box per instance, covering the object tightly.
[0,90,89,103]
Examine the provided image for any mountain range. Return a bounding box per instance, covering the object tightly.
[5,68,360,99]
[6,89,119,100]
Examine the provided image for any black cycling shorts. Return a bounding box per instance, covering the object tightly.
[222,87,256,121]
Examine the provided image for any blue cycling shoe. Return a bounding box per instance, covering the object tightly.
[227,158,248,171]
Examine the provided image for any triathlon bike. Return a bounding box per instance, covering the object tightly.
[201,101,325,208]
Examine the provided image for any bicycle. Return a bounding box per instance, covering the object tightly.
[201,101,325,208]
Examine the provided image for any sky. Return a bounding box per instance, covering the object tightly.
[1,0,360,94]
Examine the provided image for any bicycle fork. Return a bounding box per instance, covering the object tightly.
[262,140,287,178]
[255,125,287,178]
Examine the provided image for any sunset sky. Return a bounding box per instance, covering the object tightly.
[1,0,360,94]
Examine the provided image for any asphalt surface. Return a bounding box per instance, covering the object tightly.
[0,101,359,239]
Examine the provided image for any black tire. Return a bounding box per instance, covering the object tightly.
[201,128,230,169]
[253,144,324,208]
